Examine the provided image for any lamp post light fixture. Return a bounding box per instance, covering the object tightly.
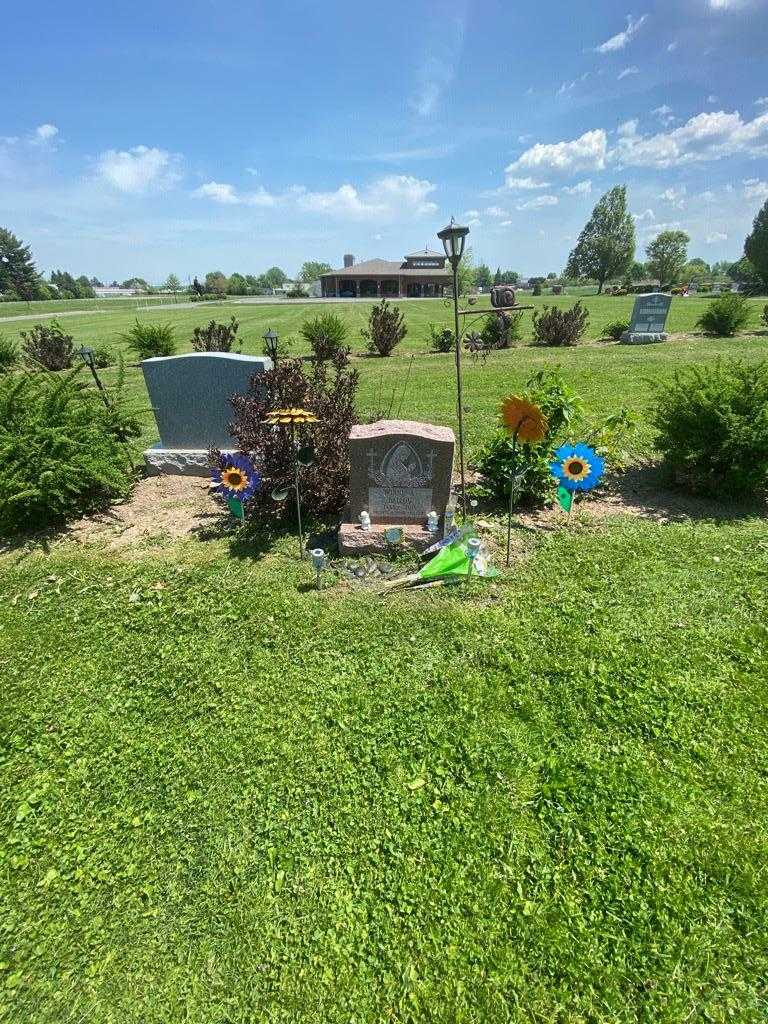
[437,218,470,520]
[76,345,110,408]
[262,328,280,366]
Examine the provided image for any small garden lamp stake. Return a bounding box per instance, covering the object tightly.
[437,218,470,521]
[262,328,280,366]
[311,548,326,589]
[77,346,110,408]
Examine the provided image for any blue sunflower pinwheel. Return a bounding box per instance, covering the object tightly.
[550,443,604,493]
[211,453,261,521]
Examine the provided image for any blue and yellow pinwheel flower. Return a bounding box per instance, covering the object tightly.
[210,453,261,502]
[550,443,604,492]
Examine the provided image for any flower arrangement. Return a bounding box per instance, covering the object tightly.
[549,443,604,512]
[210,452,261,522]
[500,394,547,565]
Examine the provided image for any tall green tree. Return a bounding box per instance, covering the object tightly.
[298,261,332,283]
[744,197,768,290]
[204,271,228,296]
[728,256,763,295]
[227,273,248,295]
[0,227,39,300]
[50,270,80,298]
[645,230,690,290]
[493,266,502,285]
[565,186,635,293]
[262,266,287,290]
[164,273,181,296]
[474,263,492,289]
[76,275,95,298]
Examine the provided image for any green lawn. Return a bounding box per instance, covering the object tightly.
[1,307,768,1022]
[2,294,767,359]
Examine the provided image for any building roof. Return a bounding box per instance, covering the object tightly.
[404,248,445,260]
[321,257,450,278]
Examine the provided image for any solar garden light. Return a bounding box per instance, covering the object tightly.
[437,217,470,522]
[262,328,280,366]
[311,547,326,589]
[466,536,482,580]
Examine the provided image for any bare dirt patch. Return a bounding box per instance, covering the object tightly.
[64,475,223,551]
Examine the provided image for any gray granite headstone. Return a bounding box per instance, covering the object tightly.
[339,420,455,555]
[620,292,673,345]
[141,352,271,475]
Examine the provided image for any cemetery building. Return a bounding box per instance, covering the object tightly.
[320,250,452,299]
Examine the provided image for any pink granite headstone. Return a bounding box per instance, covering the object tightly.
[355,416,454,514]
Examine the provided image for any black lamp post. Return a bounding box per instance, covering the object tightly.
[437,218,470,520]
[262,328,280,366]
[76,345,110,407]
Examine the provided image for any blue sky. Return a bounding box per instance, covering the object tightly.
[2,0,767,282]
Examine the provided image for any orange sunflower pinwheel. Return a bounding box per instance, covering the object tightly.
[500,395,547,443]
[263,407,319,426]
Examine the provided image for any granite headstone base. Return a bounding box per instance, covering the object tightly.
[620,331,668,345]
[338,522,435,555]
[144,443,239,477]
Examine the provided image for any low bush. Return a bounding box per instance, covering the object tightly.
[190,316,240,352]
[653,358,768,497]
[475,368,636,505]
[480,311,523,350]
[190,292,222,303]
[604,318,630,340]
[0,368,140,534]
[285,286,309,299]
[361,299,407,356]
[427,323,454,353]
[532,302,589,347]
[763,304,768,328]
[20,320,75,371]
[300,312,349,362]
[230,352,359,519]
[121,319,176,360]
[696,294,752,336]
[91,345,115,369]
[0,334,19,373]
[532,283,542,296]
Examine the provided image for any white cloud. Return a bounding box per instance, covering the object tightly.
[660,186,687,207]
[667,41,678,52]
[562,179,592,195]
[516,194,559,211]
[756,97,768,108]
[299,175,437,220]
[744,178,768,200]
[618,119,639,137]
[707,95,719,103]
[410,17,465,117]
[463,208,480,218]
[595,14,648,53]
[193,181,277,206]
[96,145,180,192]
[35,123,58,141]
[652,105,676,126]
[507,129,607,175]
[504,175,551,190]
[613,109,768,168]
[705,231,728,242]
[484,205,508,217]
[632,208,656,222]
[500,220,513,226]
[618,66,639,79]
[557,72,590,96]
[194,181,239,204]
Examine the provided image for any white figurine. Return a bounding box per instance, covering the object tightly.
[427,510,439,534]
[359,510,371,532]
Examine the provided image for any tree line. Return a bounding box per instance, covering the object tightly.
[564,185,768,294]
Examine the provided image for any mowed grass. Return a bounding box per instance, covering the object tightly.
[2,298,768,1021]
[2,293,767,358]
[1,521,767,1021]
